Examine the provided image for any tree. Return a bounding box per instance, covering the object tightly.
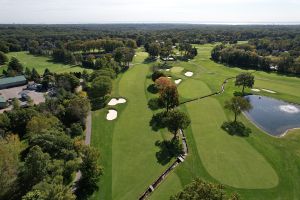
[235,72,255,95]
[7,57,24,75]
[55,73,80,92]
[155,77,173,91]
[170,178,239,200]
[75,146,102,199]
[64,96,91,126]
[166,110,190,139]
[0,51,8,65]
[224,96,252,122]
[88,76,112,99]
[0,135,22,199]
[160,84,179,112]
[148,43,161,58]
[31,68,40,82]
[24,67,32,80]
[19,146,51,188]
[113,47,135,67]
[26,114,61,136]
[125,39,137,49]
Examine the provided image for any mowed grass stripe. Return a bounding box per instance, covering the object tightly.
[111,63,167,200]
[186,97,279,189]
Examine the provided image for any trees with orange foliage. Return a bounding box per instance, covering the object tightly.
[155,77,173,91]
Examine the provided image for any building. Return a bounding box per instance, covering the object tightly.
[0,96,7,108]
[0,75,27,89]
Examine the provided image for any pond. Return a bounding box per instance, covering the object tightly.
[244,95,300,137]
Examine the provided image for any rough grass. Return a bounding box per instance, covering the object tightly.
[3,51,91,74]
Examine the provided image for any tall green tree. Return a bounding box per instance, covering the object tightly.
[235,72,255,95]
[19,146,51,188]
[170,178,239,200]
[166,110,191,139]
[75,146,102,199]
[224,96,252,122]
[0,51,8,65]
[7,57,24,75]
[160,84,179,112]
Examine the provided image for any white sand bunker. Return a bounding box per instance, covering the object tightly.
[279,105,300,113]
[175,79,182,84]
[106,110,118,120]
[184,71,194,77]
[262,89,276,94]
[165,69,170,71]
[167,76,172,79]
[251,88,260,92]
[108,98,127,106]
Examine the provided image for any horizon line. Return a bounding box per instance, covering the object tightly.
[1,21,300,25]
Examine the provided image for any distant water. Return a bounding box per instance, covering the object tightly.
[244,95,300,136]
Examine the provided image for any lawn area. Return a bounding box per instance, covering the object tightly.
[149,44,300,199]
[91,44,300,200]
[2,51,91,74]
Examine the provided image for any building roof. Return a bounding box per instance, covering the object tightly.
[0,96,6,103]
[0,75,26,86]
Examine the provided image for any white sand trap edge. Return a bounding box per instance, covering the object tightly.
[108,98,127,106]
[262,89,276,94]
[279,105,299,113]
[175,79,182,84]
[184,71,194,77]
[251,88,260,92]
[106,109,118,121]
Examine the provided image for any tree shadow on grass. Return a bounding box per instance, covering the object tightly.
[233,91,252,97]
[147,84,158,94]
[155,139,183,166]
[221,121,251,137]
[149,111,168,131]
[148,97,164,111]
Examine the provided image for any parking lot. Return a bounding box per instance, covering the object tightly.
[0,85,46,112]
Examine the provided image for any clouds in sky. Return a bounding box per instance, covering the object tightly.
[0,0,299,23]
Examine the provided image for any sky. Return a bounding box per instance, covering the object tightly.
[0,0,300,24]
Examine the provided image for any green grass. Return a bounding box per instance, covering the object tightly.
[90,52,174,200]
[91,44,300,200]
[2,51,91,74]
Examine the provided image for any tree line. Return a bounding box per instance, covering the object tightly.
[211,42,300,75]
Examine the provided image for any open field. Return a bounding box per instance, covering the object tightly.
[91,44,300,200]
[2,51,91,74]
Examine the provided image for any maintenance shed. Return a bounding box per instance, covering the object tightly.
[0,75,27,89]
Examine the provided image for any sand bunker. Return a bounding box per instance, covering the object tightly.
[262,89,276,94]
[108,98,126,106]
[279,105,300,114]
[251,89,261,92]
[167,76,172,79]
[184,71,194,77]
[165,69,170,71]
[106,110,118,120]
[174,79,182,84]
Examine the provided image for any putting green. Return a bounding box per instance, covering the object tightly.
[171,66,184,74]
[178,79,211,99]
[186,97,279,189]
